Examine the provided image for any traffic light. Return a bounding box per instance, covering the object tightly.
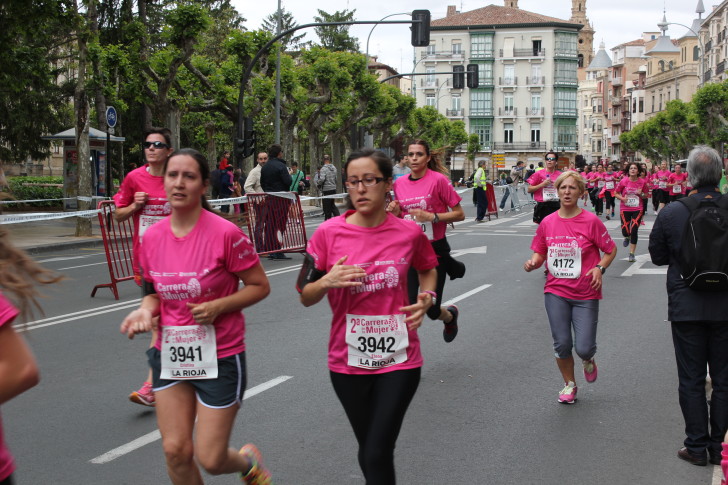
[411,10,431,47]
[453,66,465,89]
[243,116,256,158]
[466,64,479,88]
[234,138,246,159]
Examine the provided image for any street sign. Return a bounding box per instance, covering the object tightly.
[105,106,117,128]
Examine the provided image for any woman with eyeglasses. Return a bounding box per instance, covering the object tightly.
[527,151,562,224]
[298,148,437,484]
[388,139,465,343]
[113,127,174,408]
[524,171,617,404]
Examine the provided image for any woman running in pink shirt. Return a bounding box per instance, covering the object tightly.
[120,149,272,485]
[524,171,617,404]
[299,148,437,485]
[615,162,650,262]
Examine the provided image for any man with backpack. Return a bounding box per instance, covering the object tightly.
[648,145,728,469]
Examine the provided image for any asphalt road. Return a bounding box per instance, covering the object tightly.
[4,200,724,485]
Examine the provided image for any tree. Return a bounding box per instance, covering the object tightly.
[313,9,360,53]
[261,8,308,51]
[465,133,481,176]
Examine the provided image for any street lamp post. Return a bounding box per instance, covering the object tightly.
[662,19,705,85]
[365,12,409,62]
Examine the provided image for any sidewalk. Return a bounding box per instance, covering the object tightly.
[5,203,326,255]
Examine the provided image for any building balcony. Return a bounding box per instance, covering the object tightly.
[554,77,578,87]
[470,49,495,59]
[499,48,546,58]
[706,40,713,52]
[498,107,517,117]
[553,108,578,117]
[645,63,698,87]
[498,76,518,86]
[611,76,623,86]
[611,118,621,125]
[611,135,621,144]
[718,61,725,75]
[525,75,545,86]
[704,69,713,83]
[553,49,578,58]
[525,107,545,117]
[554,143,579,151]
[610,96,622,105]
[420,51,465,60]
[446,108,465,117]
[419,78,439,88]
[492,141,547,151]
[469,108,494,117]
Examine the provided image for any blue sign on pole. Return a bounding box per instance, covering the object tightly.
[106,106,117,128]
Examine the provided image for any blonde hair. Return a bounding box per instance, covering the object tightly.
[554,170,585,194]
[0,230,63,320]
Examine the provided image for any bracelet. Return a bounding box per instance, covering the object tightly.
[422,290,437,300]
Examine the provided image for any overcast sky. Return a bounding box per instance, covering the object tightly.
[233,0,703,73]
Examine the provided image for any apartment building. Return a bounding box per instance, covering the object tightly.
[608,38,646,161]
[701,0,728,84]
[577,42,610,163]
[416,1,584,171]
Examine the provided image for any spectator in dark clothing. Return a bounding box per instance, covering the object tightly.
[648,145,728,468]
[260,144,292,260]
[218,165,234,213]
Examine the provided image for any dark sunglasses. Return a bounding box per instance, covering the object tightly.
[143,141,170,149]
[546,157,556,161]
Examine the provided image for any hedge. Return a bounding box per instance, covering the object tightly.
[7,176,64,209]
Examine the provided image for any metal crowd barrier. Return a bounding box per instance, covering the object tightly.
[91,200,134,300]
[244,192,308,255]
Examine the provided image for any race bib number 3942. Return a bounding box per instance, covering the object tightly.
[161,325,218,379]
[346,314,408,369]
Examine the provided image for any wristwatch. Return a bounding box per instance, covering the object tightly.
[432,213,439,224]
[595,264,606,274]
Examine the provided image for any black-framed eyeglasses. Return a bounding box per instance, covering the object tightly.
[143,141,170,149]
[345,175,385,189]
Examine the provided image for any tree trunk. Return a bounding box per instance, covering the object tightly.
[166,107,181,149]
[74,0,93,237]
[205,122,216,171]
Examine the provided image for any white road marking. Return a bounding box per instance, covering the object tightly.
[89,376,293,464]
[450,246,487,258]
[58,261,111,271]
[38,255,98,263]
[620,254,667,277]
[443,284,492,306]
[712,464,722,485]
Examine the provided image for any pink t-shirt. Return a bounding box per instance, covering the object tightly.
[601,172,618,193]
[527,169,562,202]
[393,170,461,241]
[585,172,597,188]
[0,294,19,481]
[140,210,259,358]
[113,165,172,277]
[616,177,649,212]
[656,169,671,191]
[668,172,688,194]
[306,212,438,375]
[531,210,615,300]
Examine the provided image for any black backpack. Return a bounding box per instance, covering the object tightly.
[210,168,222,190]
[678,195,728,291]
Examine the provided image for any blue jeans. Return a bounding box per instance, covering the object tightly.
[499,186,513,209]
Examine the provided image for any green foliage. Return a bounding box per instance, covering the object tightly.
[261,8,308,51]
[7,177,64,208]
[313,9,360,53]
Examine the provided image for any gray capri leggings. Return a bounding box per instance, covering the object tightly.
[544,293,599,360]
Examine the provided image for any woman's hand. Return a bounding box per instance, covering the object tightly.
[386,200,401,217]
[120,308,154,339]
[408,208,433,223]
[321,255,366,289]
[587,267,603,291]
[186,301,222,325]
[524,257,542,272]
[400,292,433,330]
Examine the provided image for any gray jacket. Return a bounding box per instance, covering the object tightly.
[317,163,338,191]
[648,187,728,322]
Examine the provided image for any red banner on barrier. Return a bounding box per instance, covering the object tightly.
[485,183,499,221]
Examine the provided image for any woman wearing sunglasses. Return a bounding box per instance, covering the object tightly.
[113,127,174,407]
[298,148,437,484]
[527,151,563,224]
[387,139,465,343]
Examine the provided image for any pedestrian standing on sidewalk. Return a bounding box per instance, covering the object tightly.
[473,160,488,221]
[317,155,340,220]
[113,127,174,407]
[649,145,728,469]
[509,161,525,210]
[524,171,617,404]
[260,144,293,261]
[298,148,437,485]
[120,149,272,485]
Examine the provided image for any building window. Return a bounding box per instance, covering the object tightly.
[452,96,461,112]
[531,123,541,142]
[554,60,578,83]
[531,93,541,114]
[532,39,542,55]
[639,98,644,112]
[553,121,577,149]
[504,123,514,143]
[426,44,436,55]
[452,43,462,55]
[470,34,493,57]
[426,95,435,107]
[426,67,435,83]
[470,118,492,147]
[474,61,493,85]
[504,94,514,113]
[470,89,493,116]
[554,89,577,115]
[555,32,578,56]
[504,64,515,84]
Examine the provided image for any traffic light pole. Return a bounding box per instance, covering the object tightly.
[235,15,429,167]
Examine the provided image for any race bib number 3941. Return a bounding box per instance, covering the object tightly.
[161,325,218,379]
[346,314,408,369]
